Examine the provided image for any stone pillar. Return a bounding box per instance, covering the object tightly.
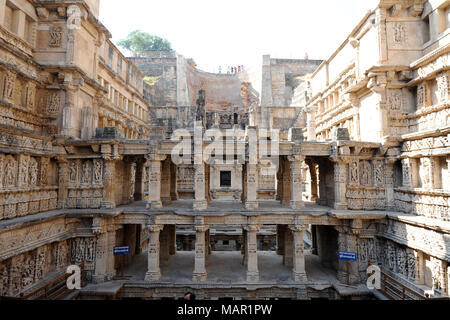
[385,160,395,210]
[284,227,293,267]
[281,158,291,206]
[193,224,209,282]
[101,145,118,209]
[193,121,207,210]
[160,160,171,205]
[306,108,316,141]
[246,225,260,283]
[446,158,450,191]
[291,225,308,282]
[57,157,69,209]
[333,161,348,210]
[401,158,412,188]
[241,229,247,265]
[170,162,178,201]
[245,164,259,209]
[336,225,360,285]
[414,250,425,285]
[146,158,163,209]
[307,161,318,202]
[93,218,116,283]
[145,225,163,281]
[276,225,285,255]
[289,155,305,209]
[246,127,258,209]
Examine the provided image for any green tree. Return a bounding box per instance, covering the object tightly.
[118,30,173,56]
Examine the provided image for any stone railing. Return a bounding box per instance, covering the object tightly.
[394,188,450,221]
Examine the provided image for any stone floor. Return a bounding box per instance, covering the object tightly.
[123,251,336,285]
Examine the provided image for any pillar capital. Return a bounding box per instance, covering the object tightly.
[195,224,210,233]
[289,224,308,233]
[146,224,164,233]
[244,224,261,232]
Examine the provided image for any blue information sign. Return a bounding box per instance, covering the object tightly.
[338,251,357,262]
[113,246,130,255]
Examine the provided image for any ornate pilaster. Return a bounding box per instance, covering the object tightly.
[290,224,308,282]
[93,218,116,283]
[245,224,261,283]
[336,222,361,285]
[101,144,121,209]
[146,153,166,209]
[145,224,164,281]
[57,156,69,209]
[193,121,207,210]
[333,161,348,210]
[385,159,396,210]
[193,222,209,282]
[289,155,305,209]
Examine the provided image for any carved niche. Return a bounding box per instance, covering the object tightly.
[29,157,38,187]
[393,23,407,43]
[436,72,449,104]
[56,241,70,270]
[93,159,103,184]
[81,160,92,184]
[3,72,15,102]
[387,89,403,111]
[46,91,61,115]
[349,161,359,185]
[4,155,17,188]
[69,160,78,184]
[359,161,372,186]
[48,26,64,47]
[416,84,426,109]
[373,160,385,186]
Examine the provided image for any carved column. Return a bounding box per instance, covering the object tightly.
[281,157,291,206]
[333,161,348,210]
[336,223,361,285]
[93,218,116,283]
[57,157,69,209]
[246,126,258,209]
[401,158,412,188]
[160,160,171,205]
[245,163,259,209]
[306,107,316,141]
[193,223,209,282]
[101,158,116,209]
[145,224,163,281]
[146,155,164,209]
[385,159,395,210]
[159,225,170,266]
[62,85,77,137]
[170,162,178,201]
[447,157,450,191]
[289,155,305,209]
[291,224,308,282]
[245,224,261,283]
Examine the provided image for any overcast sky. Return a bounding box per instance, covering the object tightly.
[99,0,379,73]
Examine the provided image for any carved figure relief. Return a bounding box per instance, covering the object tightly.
[360,161,372,186]
[26,84,36,109]
[35,247,47,281]
[393,23,407,43]
[19,156,28,186]
[81,161,92,184]
[419,158,432,189]
[93,159,102,184]
[374,160,384,186]
[387,90,403,111]
[436,72,448,103]
[29,158,38,187]
[349,161,359,185]
[56,241,69,270]
[48,26,63,47]
[130,163,136,198]
[4,156,17,187]
[417,84,426,109]
[3,72,15,101]
[47,91,60,114]
[40,158,49,186]
[21,254,35,289]
[69,161,78,183]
